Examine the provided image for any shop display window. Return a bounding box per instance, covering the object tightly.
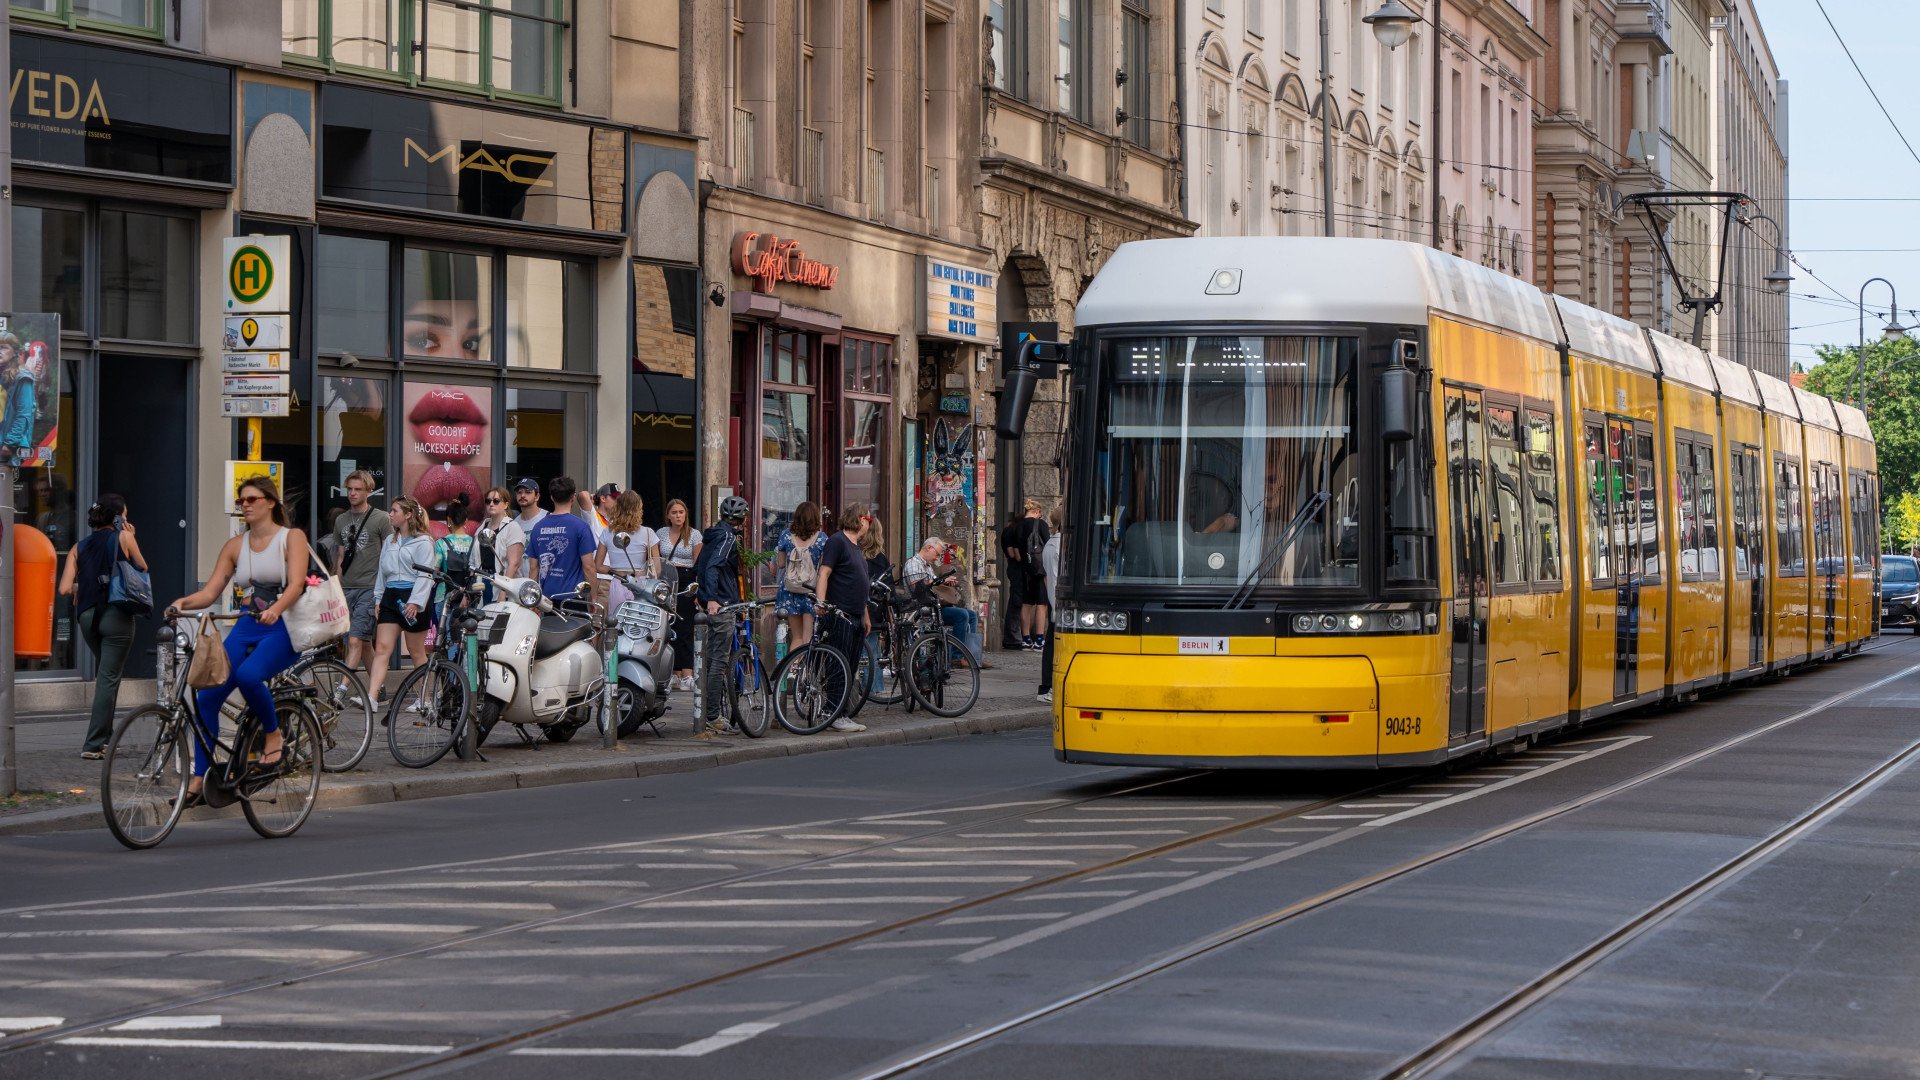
[318,234,391,358]
[507,255,591,370]
[403,247,494,362]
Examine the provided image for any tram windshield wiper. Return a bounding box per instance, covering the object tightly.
[1225,490,1331,611]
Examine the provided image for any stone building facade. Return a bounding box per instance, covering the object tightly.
[1534,0,1625,316]
[1433,0,1544,277]
[1710,0,1787,377]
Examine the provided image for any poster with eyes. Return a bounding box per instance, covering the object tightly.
[403,382,492,536]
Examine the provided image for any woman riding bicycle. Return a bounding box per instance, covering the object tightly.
[166,477,309,806]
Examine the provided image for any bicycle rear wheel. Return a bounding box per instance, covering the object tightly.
[772,643,853,735]
[387,657,471,768]
[905,630,980,717]
[289,657,374,772]
[862,625,907,706]
[102,705,190,850]
[239,699,321,838]
[733,648,770,737]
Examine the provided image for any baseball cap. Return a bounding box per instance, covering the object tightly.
[512,476,541,493]
[594,482,622,499]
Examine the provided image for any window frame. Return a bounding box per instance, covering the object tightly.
[11,0,163,39]
[1482,396,1528,594]
[1524,408,1562,587]
[1121,0,1152,148]
[1774,453,1805,579]
[284,0,568,106]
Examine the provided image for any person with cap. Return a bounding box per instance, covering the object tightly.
[512,476,548,533]
[691,494,750,736]
[588,483,622,532]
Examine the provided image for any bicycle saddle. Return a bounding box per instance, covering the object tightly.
[535,613,595,657]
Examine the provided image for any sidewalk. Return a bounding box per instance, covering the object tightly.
[0,650,1054,837]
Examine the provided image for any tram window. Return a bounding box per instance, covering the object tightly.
[1635,431,1661,580]
[1485,404,1526,586]
[1776,457,1804,578]
[1584,421,1611,583]
[1525,411,1562,584]
[1738,450,1764,579]
[1676,441,1699,580]
[1385,436,1436,587]
[1697,443,1720,578]
[1851,472,1873,569]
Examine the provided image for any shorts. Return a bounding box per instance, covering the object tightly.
[377,587,432,633]
[1026,574,1048,602]
[344,587,378,640]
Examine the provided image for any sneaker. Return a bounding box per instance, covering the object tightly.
[703,719,740,737]
[1037,690,1052,704]
[79,749,104,761]
[829,717,867,733]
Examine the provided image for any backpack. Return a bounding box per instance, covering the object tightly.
[783,534,818,597]
[1023,519,1049,578]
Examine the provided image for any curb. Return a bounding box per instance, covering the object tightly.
[0,705,1051,839]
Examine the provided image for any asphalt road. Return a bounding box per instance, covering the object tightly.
[5,637,1920,1080]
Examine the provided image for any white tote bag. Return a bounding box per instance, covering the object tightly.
[286,557,351,652]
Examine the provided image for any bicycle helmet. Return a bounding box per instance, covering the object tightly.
[719,495,750,522]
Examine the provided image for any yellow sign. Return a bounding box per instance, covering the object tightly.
[224,459,283,507]
[222,235,290,312]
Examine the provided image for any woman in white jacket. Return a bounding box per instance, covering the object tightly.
[1038,502,1062,703]
[367,497,437,706]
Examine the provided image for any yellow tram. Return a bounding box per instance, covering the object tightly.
[1027,237,1879,769]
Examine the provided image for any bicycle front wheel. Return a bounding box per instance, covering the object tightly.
[862,626,907,706]
[733,648,770,737]
[241,698,322,839]
[905,631,980,717]
[772,643,853,735]
[387,657,471,768]
[289,657,374,772]
[102,705,190,850]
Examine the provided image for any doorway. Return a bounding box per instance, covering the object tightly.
[97,355,193,677]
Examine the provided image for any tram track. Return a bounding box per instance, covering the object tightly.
[836,654,1920,1080]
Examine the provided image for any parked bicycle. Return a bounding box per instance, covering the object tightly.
[702,598,772,737]
[852,573,979,718]
[770,604,860,734]
[100,611,322,849]
[386,566,485,768]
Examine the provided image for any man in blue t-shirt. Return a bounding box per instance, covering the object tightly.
[528,476,599,600]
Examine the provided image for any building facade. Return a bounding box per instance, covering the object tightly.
[1710,0,1786,377]
[1533,0,1624,316]
[6,0,697,703]
[1433,0,1544,276]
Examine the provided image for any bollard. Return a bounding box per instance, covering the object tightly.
[690,610,708,735]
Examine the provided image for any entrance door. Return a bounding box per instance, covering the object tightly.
[97,355,191,677]
[1445,387,1489,743]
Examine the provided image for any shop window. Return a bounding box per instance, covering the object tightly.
[319,375,391,517]
[506,255,591,370]
[760,388,812,542]
[763,330,814,386]
[284,0,566,103]
[633,262,697,377]
[99,211,192,343]
[403,380,493,517]
[505,386,586,493]
[12,0,162,36]
[842,398,887,521]
[9,206,84,330]
[318,235,391,358]
[845,338,893,395]
[403,247,493,362]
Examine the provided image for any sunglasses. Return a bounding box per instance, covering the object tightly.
[485,497,505,505]
[234,495,267,507]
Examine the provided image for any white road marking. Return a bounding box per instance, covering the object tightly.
[1266,826,1339,832]
[439,863,628,873]
[0,949,362,962]
[109,1016,221,1032]
[724,877,1028,888]
[1364,738,1648,826]
[1219,841,1298,848]
[957,830,1185,838]
[1406,783,1482,790]
[852,938,993,950]
[863,800,1059,821]
[1022,816,1232,824]
[308,880,645,892]
[1087,871,1200,881]
[629,864,739,870]
[640,896,962,907]
[1299,814,1383,820]
[896,845,1135,852]
[0,924,472,939]
[850,819,945,826]
[509,1022,778,1058]
[1168,857,1250,864]
[0,1018,62,1032]
[25,903,554,916]
[1010,891,1134,900]
[703,849,805,856]
[938,913,1069,925]
[810,860,1076,868]
[60,1036,450,1053]
[1340,802,1422,809]
[782,834,889,841]
[544,920,871,931]
[442,945,778,959]
[0,979,216,990]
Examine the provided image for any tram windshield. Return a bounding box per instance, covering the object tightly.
[1085,334,1361,589]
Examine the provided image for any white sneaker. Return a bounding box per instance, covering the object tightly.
[829,718,866,732]
[1037,690,1053,704]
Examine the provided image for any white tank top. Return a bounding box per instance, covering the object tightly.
[233,526,289,590]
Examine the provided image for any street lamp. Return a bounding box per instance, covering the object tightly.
[1857,277,1910,414]
[1363,0,1418,49]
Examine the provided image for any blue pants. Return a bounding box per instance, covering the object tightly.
[192,616,296,776]
[940,606,982,663]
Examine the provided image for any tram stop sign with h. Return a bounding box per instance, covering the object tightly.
[224,236,291,313]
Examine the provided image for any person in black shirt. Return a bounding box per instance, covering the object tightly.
[999,511,1025,649]
[815,509,872,733]
[690,495,749,735]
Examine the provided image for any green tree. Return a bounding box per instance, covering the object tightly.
[1803,336,1920,526]
[1885,491,1920,554]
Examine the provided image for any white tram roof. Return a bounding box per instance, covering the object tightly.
[1833,399,1872,441]
[1073,237,1560,344]
[1552,296,1658,375]
[1792,386,1841,433]
[1752,366,1801,419]
[1643,330,1717,393]
[1708,356,1762,408]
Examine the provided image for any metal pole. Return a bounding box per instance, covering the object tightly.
[0,4,16,798]
[690,610,707,734]
[1858,277,1897,415]
[1318,0,1336,238]
[1430,8,1443,248]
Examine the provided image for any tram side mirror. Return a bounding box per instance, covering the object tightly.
[1380,366,1417,443]
[995,339,1068,440]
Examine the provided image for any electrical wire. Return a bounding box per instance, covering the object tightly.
[1810,0,1920,172]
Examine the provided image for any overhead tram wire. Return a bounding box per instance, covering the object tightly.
[1811,0,1920,172]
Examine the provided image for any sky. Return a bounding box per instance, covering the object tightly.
[1752,0,1920,373]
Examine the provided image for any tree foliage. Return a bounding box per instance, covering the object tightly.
[1803,337,1920,547]
[1885,492,1920,555]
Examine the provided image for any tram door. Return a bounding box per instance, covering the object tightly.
[1586,416,1657,702]
[1445,388,1490,743]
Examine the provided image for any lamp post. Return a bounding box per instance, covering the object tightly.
[1317,0,1337,237]
[1361,1,1428,243]
[1734,209,1792,370]
[1857,277,1910,415]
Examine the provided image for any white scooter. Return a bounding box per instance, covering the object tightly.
[471,573,607,745]
[604,531,684,738]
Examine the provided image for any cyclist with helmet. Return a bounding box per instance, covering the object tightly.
[691,494,750,736]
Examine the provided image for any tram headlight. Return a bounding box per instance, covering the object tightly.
[1293,614,1314,633]
[1285,604,1438,636]
[1059,607,1132,633]
[1345,613,1366,631]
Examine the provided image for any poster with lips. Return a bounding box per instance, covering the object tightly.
[403,383,491,535]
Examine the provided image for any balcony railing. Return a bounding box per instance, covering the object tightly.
[733,107,755,181]
[866,147,886,219]
[925,165,942,228]
[803,127,826,205]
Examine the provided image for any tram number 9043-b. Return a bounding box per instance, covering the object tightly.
[1385,716,1423,737]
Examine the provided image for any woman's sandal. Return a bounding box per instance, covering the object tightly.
[169,788,204,812]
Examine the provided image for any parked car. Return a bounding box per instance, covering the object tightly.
[1880,554,1918,632]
